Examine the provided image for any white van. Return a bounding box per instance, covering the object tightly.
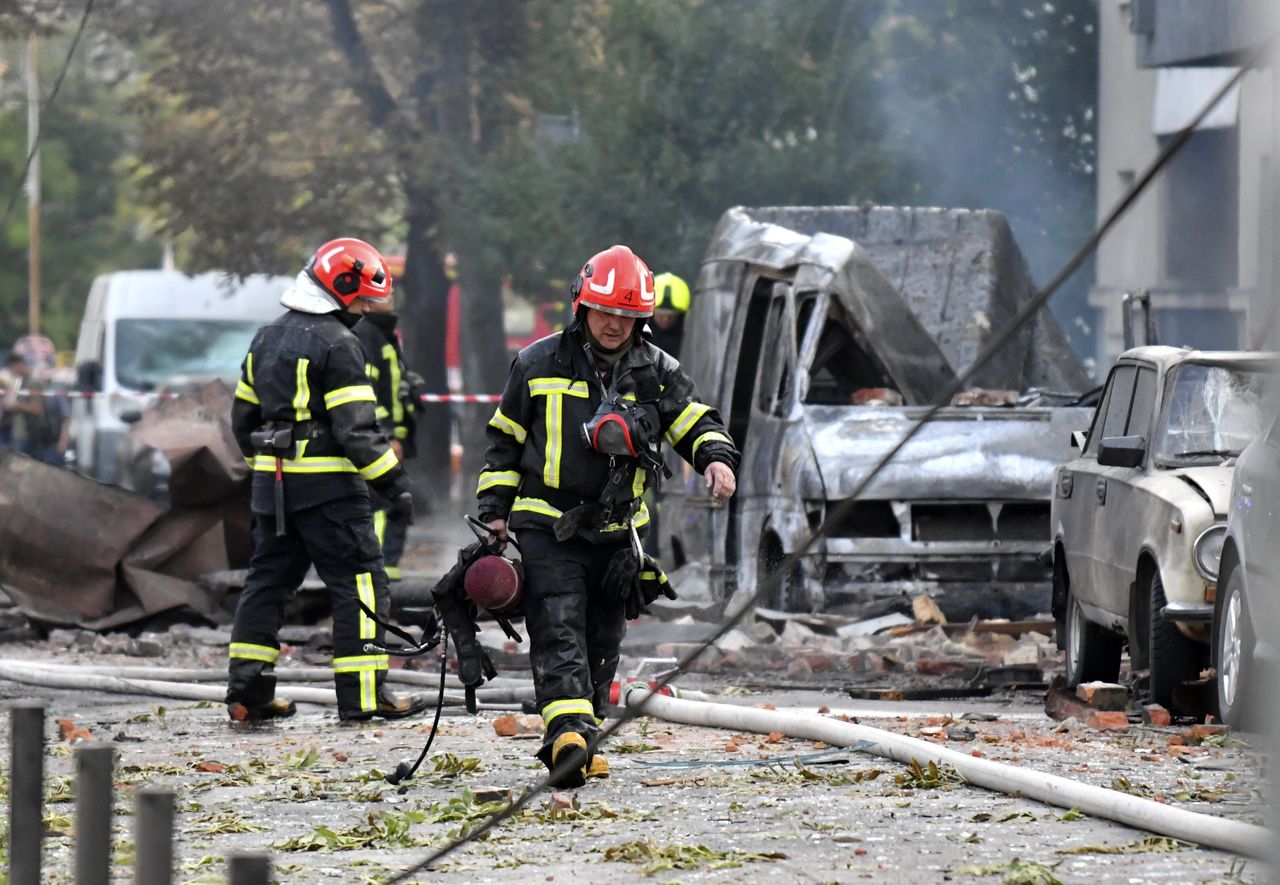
[72,270,290,485]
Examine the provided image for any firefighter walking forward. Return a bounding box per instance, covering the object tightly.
[227,237,428,723]
[477,244,739,786]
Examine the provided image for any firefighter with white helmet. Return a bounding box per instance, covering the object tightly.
[476,244,739,786]
[226,238,428,723]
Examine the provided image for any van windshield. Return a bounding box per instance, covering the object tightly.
[115,319,263,390]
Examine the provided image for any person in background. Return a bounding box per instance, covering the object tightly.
[648,272,691,359]
[0,353,47,458]
[354,288,424,582]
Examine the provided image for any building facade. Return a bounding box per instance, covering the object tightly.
[1092,0,1275,366]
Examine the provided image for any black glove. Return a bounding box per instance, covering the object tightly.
[605,549,676,620]
[387,491,415,525]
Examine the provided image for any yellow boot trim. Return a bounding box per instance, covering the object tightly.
[585,754,610,780]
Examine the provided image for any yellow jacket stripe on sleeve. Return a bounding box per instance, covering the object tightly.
[324,384,377,409]
[477,470,522,494]
[665,402,710,445]
[359,449,399,481]
[489,408,528,443]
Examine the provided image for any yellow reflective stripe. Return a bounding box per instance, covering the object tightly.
[528,378,590,398]
[601,501,650,534]
[488,408,528,443]
[541,698,595,726]
[252,455,357,474]
[324,384,376,409]
[373,510,387,546]
[544,393,563,487]
[382,344,403,425]
[632,467,646,498]
[477,470,521,494]
[375,405,391,419]
[385,565,402,581]
[691,431,732,460]
[293,358,312,421]
[511,497,563,519]
[246,353,254,385]
[366,363,380,380]
[359,449,398,481]
[332,654,389,672]
[362,669,375,711]
[393,425,409,439]
[229,642,279,663]
[235,380,259,405]
[356,572,377,640]
[665,402,710,445]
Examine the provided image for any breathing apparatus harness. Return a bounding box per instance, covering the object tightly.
[366,516,524,785]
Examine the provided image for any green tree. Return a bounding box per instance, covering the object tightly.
[0,20,160,354]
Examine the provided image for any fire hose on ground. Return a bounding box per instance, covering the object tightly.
[624,687,1270,859]
[0,660,525,711]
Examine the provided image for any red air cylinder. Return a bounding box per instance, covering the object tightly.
[463,555,522,616]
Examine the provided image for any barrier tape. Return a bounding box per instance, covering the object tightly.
[2,390,501,404]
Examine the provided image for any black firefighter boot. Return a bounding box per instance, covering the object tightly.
[226,666,297,723]
[340,685,431,722]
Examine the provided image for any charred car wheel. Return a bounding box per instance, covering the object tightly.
[1064,583,1121,686]
[759,535,809,613]
[1147,571,1206,709]
[1213,566,1257,729]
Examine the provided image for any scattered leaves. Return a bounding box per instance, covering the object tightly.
[956,858,1062,884]
[896,759,964,789]
[602,838,785,874]
[613,741,660,754]
[273,809,431,852]
[430,754,483,779]
[188,812,268,836]
[284,746,320,770]
[1057,837,1194,855]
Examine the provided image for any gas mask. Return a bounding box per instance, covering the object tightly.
[580,396,663,472]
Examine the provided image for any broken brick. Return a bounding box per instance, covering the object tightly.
[1075,681,1128,711]
[1189,724,1229,741]
[1143,704,1172,727]
[1086,711,1130,731]
[492,715,520,737]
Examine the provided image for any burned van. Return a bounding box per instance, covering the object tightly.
[657,206,1093,617]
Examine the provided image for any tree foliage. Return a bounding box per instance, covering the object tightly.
[0,0,1099,469]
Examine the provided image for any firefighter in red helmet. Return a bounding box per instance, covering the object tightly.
[477,244,739,786]
[227,238,429,723]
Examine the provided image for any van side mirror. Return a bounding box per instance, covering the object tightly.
[1098,435,1146,468]
[76,361,102,392]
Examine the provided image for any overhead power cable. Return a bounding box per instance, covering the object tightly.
[0,0,96,233]
[387,36,1275,884]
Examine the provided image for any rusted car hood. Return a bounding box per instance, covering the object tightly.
[1162,465,1233,515]
[801,405,1088,501]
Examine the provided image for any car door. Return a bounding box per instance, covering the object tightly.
[1096,363,1159,615]
[1240,417,1280,630]
[1060,362,1137,611]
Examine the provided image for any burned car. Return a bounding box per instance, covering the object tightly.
[1053,347,1272,708]
[658,206,1092,617]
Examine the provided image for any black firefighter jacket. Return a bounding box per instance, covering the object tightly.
[354,312,418,460]
[477,326,740,540]
[231,309,410,514]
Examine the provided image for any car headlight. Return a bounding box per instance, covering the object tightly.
[1193,524,1228,582]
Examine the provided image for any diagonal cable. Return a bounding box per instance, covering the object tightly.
[0,0,96,233]
[387,37,1273,884]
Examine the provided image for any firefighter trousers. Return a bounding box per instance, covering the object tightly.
[372,506,409,580]
[227,498,390,719]
[519,528,628,766]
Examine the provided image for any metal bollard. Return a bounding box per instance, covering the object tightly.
[227,852,271,885]
[9,701,45,885]
[74,744,115,885]
[134,788,175,885]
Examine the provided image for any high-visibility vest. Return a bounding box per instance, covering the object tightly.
[653,272,691,314]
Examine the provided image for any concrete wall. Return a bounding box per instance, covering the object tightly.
[1092,0,1269,366]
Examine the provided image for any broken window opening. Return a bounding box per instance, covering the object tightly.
[802,303,897,406]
